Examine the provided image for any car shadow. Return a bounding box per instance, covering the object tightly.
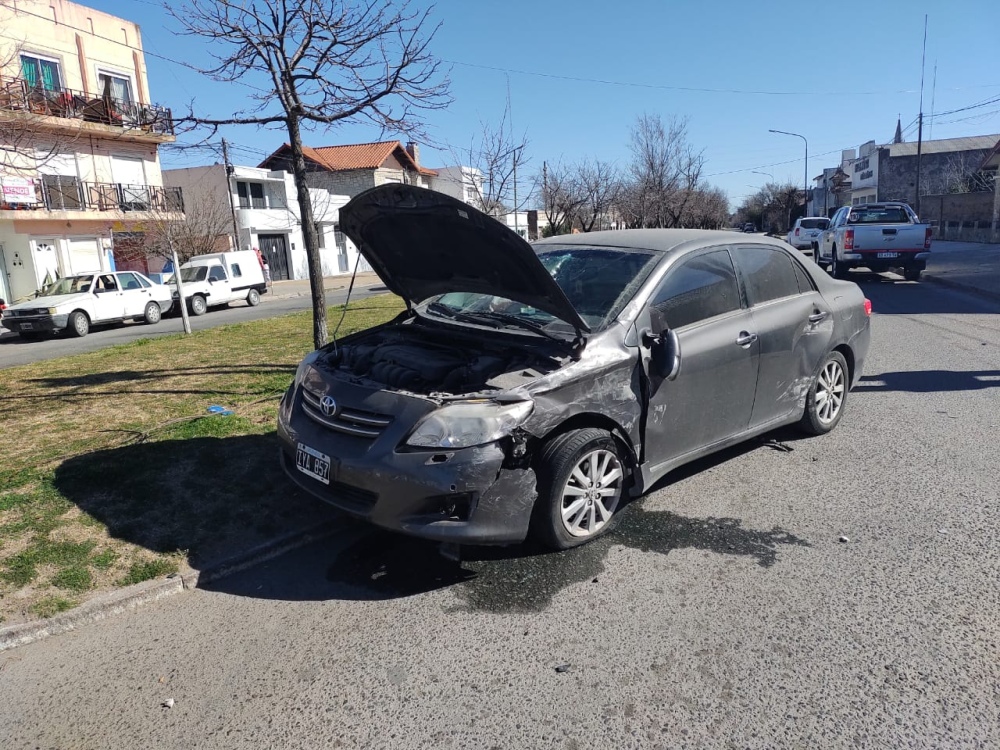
[855,370,1000,393]
[852,272,1000,315]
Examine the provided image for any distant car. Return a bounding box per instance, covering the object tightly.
[787,217,831,251]
[0,271,173,339]
[816,203,932,281]
[279,184,872,551]
[742,223,757,233]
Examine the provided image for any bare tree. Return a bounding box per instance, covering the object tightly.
[685,186,730,229]
[941,152,994,194]
[169,0,450,349]
[537,160,583,236]
[455,102,529,218]
[569,159,620,232]
[618,114,704,228]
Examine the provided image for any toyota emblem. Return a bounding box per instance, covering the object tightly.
[319,395,337,417]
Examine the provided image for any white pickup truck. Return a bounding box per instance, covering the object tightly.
[168,251,268,316]
[815,202,932,281]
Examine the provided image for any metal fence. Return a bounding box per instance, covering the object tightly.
[5,177,184,213]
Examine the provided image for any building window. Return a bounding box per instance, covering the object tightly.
[314,223,326,249]
[236,181,266,209]
[20,54,62,91]
[97,71,133,103]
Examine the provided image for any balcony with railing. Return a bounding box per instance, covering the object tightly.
[0,76,174,137]
[0,176,184,215]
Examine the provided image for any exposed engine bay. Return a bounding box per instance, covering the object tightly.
[317,323,567,395]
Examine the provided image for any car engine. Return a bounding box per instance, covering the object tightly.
[320,326,561,395]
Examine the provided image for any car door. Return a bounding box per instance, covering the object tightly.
[91,274,123,320]
[732,244,834,429]
[638,247,759,469]
[820,208,846,261]
[207,264,232,303]
[115,272,148,317]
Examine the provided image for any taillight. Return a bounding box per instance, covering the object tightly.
[844,228,855,250]
[794,227,800,236]
[863,298,872,317]
[924,227,932,249]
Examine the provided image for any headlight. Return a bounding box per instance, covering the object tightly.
[406,400,533,449]
[47,307,58,315]
[293,350,320,388]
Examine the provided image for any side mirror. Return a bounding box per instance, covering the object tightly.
[642,328,681,381]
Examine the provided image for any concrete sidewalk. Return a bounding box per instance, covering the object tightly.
[923,240,1000,300]
[265,271,384,300]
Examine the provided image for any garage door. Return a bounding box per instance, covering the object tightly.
[67,238,102,274]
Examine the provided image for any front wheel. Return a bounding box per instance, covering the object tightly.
[903,267,922,282]
[67,310,89,338]
[143,301,162,325]
[247,288,260,307]
[799,351,849,436]
[532,428,626,550]
[189,295,207,316]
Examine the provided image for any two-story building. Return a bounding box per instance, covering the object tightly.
[0,0,181,303]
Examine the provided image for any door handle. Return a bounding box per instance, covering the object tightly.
[808,311,828,324]
[735,331,757,347]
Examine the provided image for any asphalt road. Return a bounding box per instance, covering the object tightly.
[2,274,999,749]
[0,284,383,369]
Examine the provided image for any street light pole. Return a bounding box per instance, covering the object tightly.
[769,129,808,217]
[751,170,775,184]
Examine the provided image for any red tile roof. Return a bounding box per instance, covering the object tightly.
[261,141,437,176]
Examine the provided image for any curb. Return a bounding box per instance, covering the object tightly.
[922,272,1000,304]
[0,520,343,653]
[265,282,383,301]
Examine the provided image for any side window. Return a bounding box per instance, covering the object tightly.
[738,246,801,305]
[208,265,228,282]
[230,263,242,278]
[117,272,140,290]
[649,249,741,330]
[791,259,815,294]
[136,275,151,288]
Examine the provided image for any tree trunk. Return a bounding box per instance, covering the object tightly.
[169,238,192,335]
[285,114,328,350]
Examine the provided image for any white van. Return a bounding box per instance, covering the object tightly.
[169,251,267,316]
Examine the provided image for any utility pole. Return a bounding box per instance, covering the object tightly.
[915,15,928,217]
[221,138,241,251]
[507,75,519,237]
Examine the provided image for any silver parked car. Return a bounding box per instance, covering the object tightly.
[278,185,872,550]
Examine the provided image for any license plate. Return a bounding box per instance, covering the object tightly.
[877,252,899,259]
[296,443,332,485]
[21,322,33,330]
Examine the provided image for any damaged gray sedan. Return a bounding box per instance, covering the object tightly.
[278,185,871,550]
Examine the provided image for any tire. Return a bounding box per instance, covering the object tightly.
[532,428,627,550]
[246,288,260,307]
[903,267,921,282]
[830,247,848,279]
[143,301,162,325]
[799,351,849,436]
[67,310,89,338]
[189,295,207,316]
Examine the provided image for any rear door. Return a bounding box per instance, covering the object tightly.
[115,272,148,316]
[733,244,834,428]
[639,247,759,467]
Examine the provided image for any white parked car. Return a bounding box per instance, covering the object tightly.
[787,217,831,251]
[167,251,268,316]
[0,271,173,339]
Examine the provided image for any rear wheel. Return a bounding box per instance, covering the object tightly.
[189,295,207,316]
[143,301,162,325]
[68,310,89,338]
[532,428,626,550]
[831,247,848,279]
[247,288,260,307]
[799,351,849,436]
[903,267,922,282]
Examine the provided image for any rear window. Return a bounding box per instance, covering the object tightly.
[847,207,911,224]
[800,219,829,229]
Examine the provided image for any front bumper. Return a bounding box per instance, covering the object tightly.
[1,313,68,333]
[276,384,538,545]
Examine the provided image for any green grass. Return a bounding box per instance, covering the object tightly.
[0,295,405,624]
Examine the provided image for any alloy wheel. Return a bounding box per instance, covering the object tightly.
[559,448,623,538]
[815,360,846,424]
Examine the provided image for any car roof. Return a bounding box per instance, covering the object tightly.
[533,228,789,255]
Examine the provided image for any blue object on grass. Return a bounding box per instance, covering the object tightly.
[207,405,234,416]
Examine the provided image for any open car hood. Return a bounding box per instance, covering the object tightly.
[339,185,590,336]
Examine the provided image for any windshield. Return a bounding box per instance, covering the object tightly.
[800,219,829,229]
[167,266,208,284]
[39,275,94,296]
[419,245,659,333]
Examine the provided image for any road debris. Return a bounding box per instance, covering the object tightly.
[839,536,850,543]
[554,664,571,673]
[162,698,175,709]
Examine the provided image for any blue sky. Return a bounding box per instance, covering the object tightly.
[87,0,1000,208]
